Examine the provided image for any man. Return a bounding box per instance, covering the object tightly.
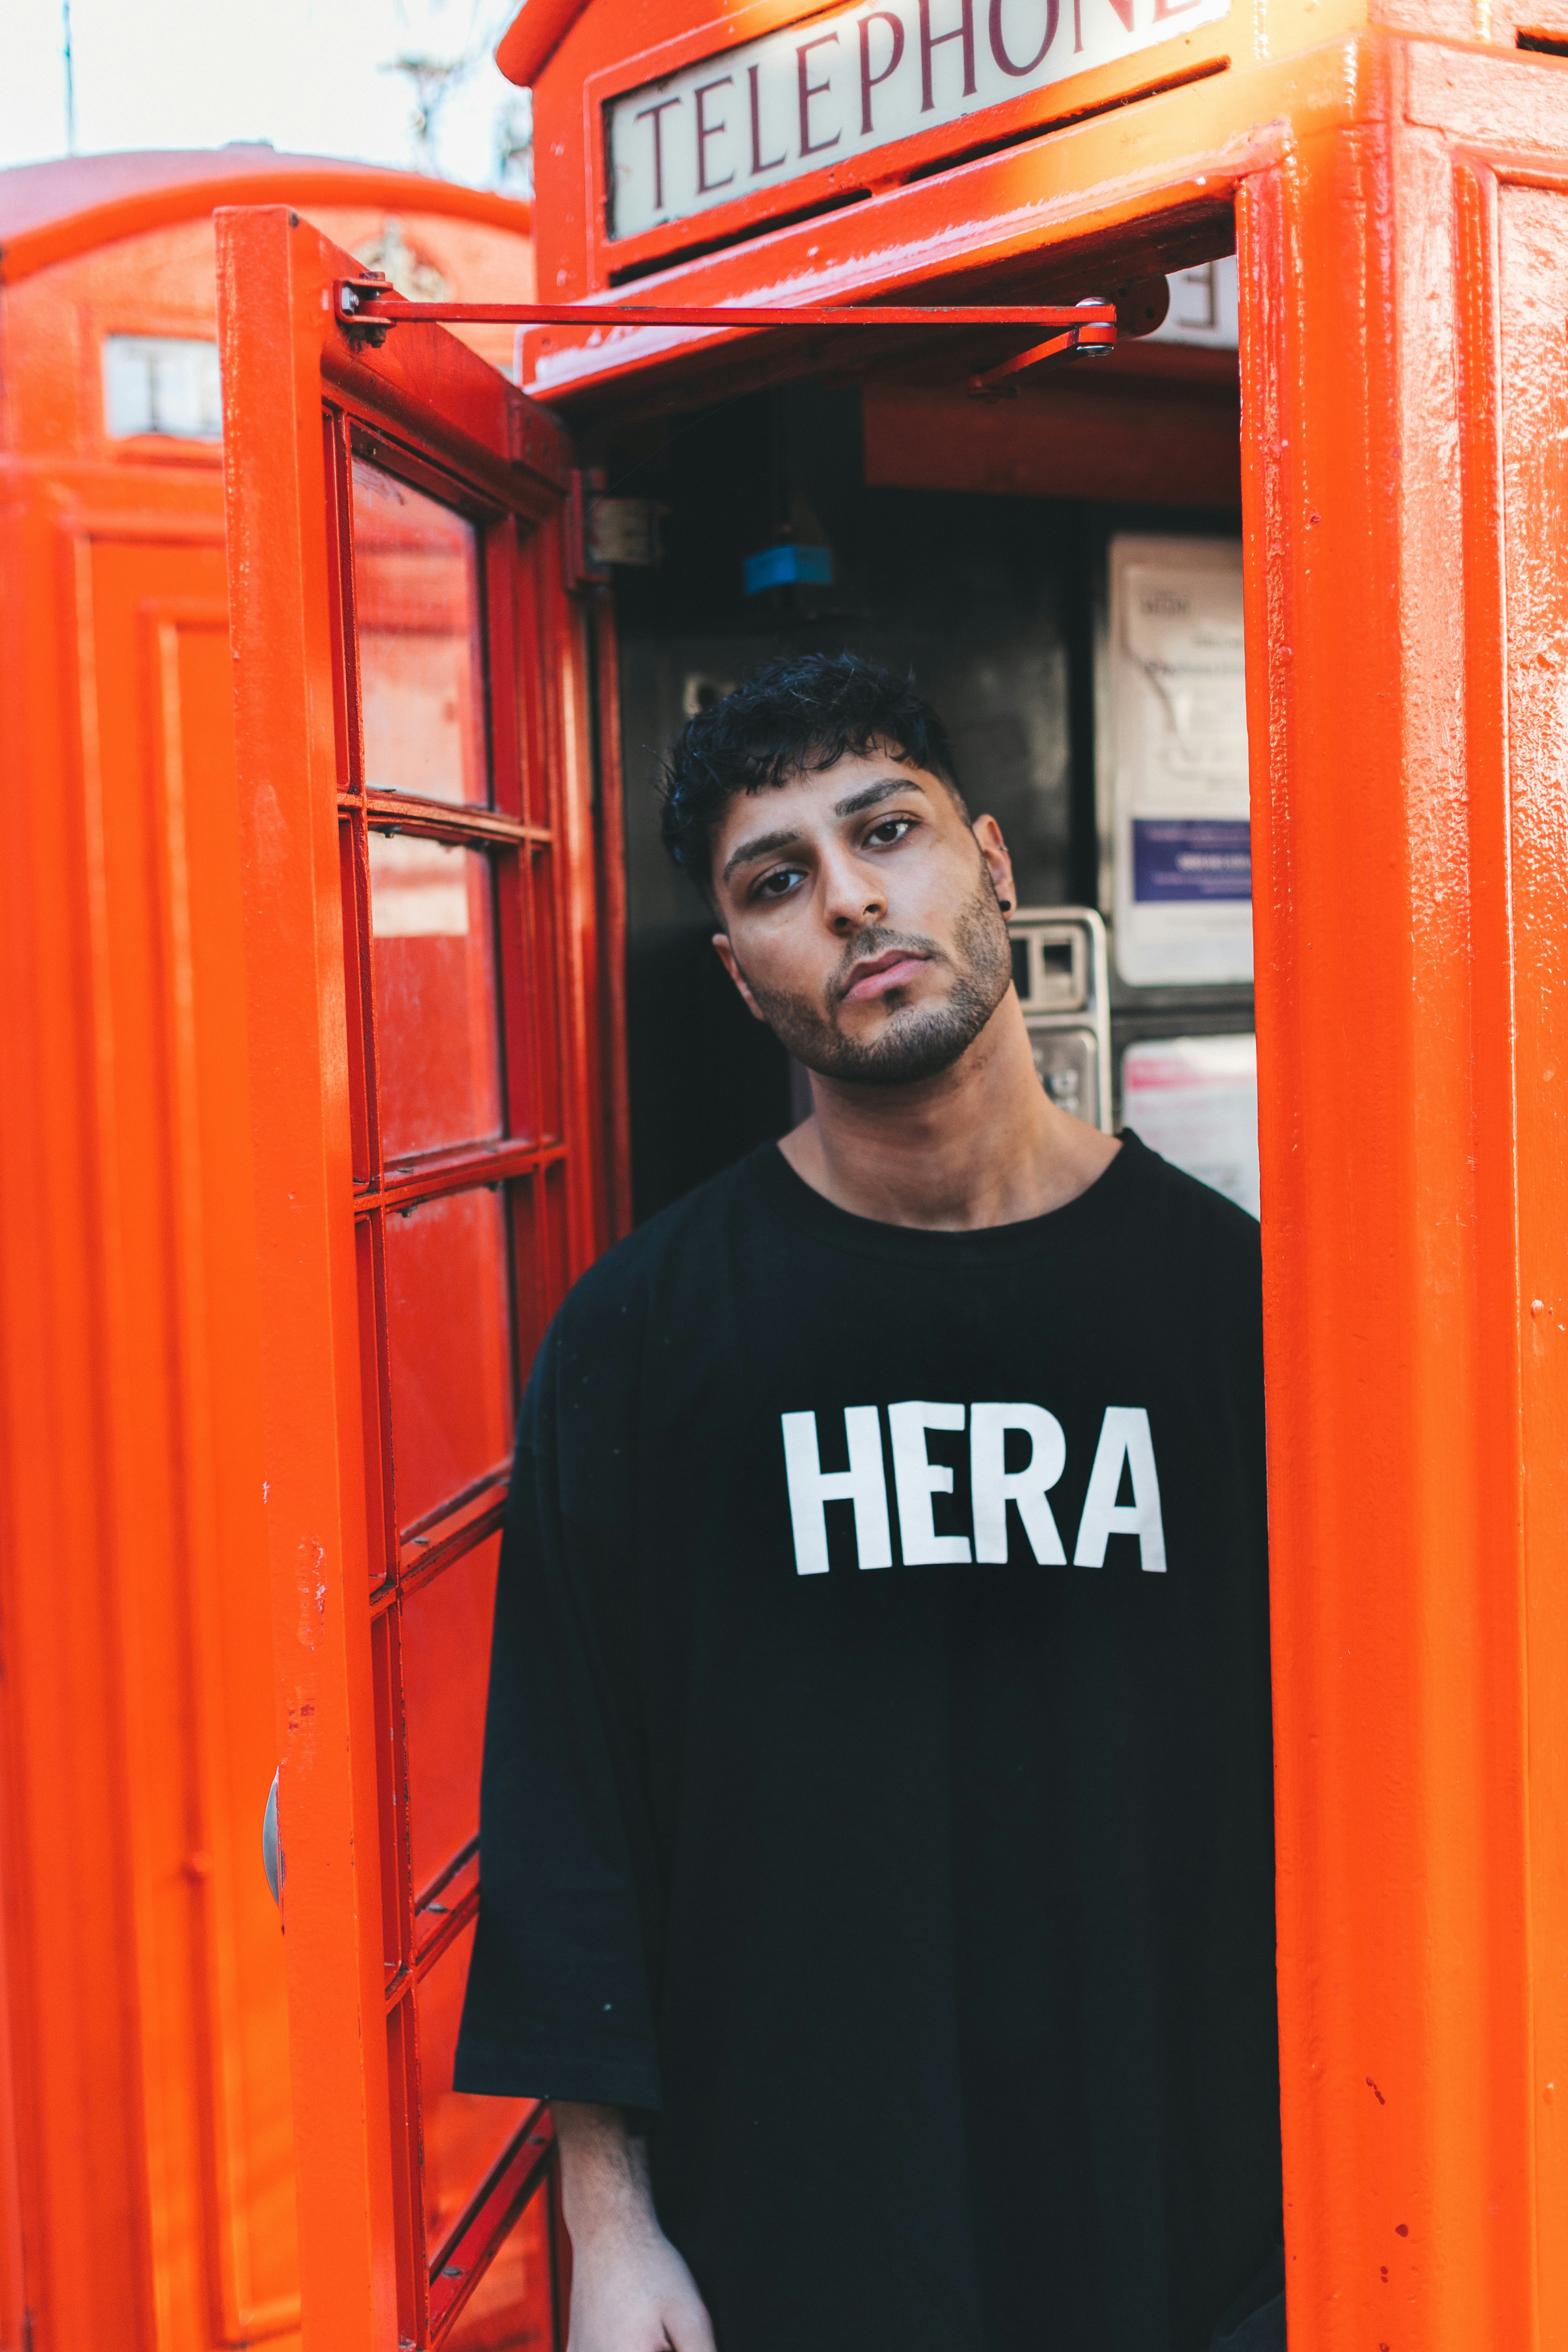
[455,653,1282,2352]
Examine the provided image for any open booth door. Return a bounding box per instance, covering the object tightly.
[216,203,619,2352]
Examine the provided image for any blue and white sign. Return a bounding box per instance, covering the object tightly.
[1132,818,1251,903]
[1107,536,1252,987]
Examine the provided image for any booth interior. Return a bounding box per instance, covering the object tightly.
[579,252,1255,1225]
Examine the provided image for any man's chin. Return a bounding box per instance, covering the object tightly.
[798,1003,987,1089]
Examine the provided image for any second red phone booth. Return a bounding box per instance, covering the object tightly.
[0,147,555,2352]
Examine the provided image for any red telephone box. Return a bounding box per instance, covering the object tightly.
[0,150,551,2352]
[210,0,1568,2343]
[504,8,1568,2340]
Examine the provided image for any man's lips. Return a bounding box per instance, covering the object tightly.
[840,951,931,1004]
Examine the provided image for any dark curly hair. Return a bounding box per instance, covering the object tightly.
[659,651,966,898]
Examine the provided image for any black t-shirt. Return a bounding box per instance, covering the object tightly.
[455,1134,1281,2352]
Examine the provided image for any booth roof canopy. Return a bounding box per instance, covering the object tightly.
[495,0,592,88]
[0,146,533,283]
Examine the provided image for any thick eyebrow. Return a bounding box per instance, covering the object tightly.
[721,775,932,886]
[832,774,933,819]
[722,823,804,886]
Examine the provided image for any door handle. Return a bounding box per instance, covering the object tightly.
[263,1768,282,1905]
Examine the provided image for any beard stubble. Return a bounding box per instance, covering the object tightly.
[737,858,1014,1088]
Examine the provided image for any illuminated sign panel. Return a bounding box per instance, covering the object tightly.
[606,0,1231,240]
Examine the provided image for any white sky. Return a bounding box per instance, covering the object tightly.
[0,0,530,190]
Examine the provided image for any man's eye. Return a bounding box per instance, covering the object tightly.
[755,866,804,900]
[867,817,915,846]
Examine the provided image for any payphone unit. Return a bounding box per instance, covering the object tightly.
[1008,906,1114,1134]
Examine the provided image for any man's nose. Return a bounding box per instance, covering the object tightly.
[820,848,885,933]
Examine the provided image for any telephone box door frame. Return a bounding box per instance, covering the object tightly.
[510,21,1568,2347]
[216,200,618,2352]
[218,18,1568,2341]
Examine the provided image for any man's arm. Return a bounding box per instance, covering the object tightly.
[554,2103,715,2352]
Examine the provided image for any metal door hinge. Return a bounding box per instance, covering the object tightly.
[566,471,670,590]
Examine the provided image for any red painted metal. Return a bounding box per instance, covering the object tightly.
[426,2108,558,2343]
[0,150,532,291]
[535,1,1232,295]
[492,5,1568,2350]
[0,148,541,2352]
[966,320,1117,385]
[334,279,1122,394]
[862,348,1242,507]
[218,200,621,2352]
[334,282,1119,331]
[494,0,592,86]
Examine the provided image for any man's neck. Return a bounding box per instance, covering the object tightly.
[777,994,1121,1232]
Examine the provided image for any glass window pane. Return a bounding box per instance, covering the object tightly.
[369,834,504,1162]
[352,457,488,806]
[385,1187,514,1532]
[402,1536,500,1897]
[443,2193,553,2351]
[415,1921,533,2254]
[102,335,222,440]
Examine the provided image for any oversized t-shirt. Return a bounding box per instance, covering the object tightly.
[455,1134,1281,2352]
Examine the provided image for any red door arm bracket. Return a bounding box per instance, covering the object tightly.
[332,279,1120,389]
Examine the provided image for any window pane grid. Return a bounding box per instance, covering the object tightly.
[381,1837,481,2002]
[400,1476,511,1591]
[367,1138,567,1211]
[357,1214,398,1590]
[372,1606,413,1984]
[368,833,506,1167]
[325,409,364,796]
[350,445,493,812]
[526,845,565,1146]
[353,791,554,849]
[414,1840,481,1972]
[386,1996,428,2345]
[341,819,379,1183]
[483,521,525,821]
[513,543,555,831]
[428,2116,560,2349]
[328,402,576,2348]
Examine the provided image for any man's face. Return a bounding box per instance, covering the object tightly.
[709,748,1017,1088]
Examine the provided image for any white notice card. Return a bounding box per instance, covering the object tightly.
[1121,1034,1259,1218]
[1108,536,1252,987]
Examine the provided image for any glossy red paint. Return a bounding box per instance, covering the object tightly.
[862,347,1242,505]
[217,199,623,2352]
[335,283,1120,326]
[495,0,594,85]
[332,275,1123,388]
[489,0,1568,2345]
[0,153,547,2352]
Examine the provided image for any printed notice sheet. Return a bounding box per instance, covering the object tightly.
[1107,536,1253,987]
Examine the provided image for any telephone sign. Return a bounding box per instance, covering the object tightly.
[606,0,1230,239]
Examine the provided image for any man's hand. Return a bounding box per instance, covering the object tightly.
[553,2101,716,2352]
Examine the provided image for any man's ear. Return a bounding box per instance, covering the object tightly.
[971,814,1017,915]
[712,931,771,1024]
